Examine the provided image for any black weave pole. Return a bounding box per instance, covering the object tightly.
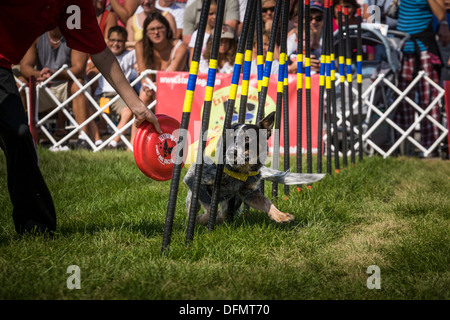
[161,0,212,254]
[356,8,364,161]
[324,0,332,175]
[185,0,226,246]
[296,0,304,177]
[207,0,257,231]
[316,0,330,174]
[344,7,355,165]
[329,0,340,172]
[272,0,289,200]
[255,0,283,196]
[282,0,290,196]
[304,0,312,174]
[256,0,264,98]
[238,8,257,123]
[337,5,348,168]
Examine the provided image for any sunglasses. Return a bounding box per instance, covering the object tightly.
[262,6,275,13]
[309,15,323,22]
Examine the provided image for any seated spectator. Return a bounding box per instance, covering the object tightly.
[93,26,136,149]
[107,0,141,26]
[199,25,238,74]
[20,27,102,149]
[133,12,188,148]
[188,0,217,64]
[126,0,178,48]
[156,0,185,39]
[182,0,240,45]
[250,29,280,75]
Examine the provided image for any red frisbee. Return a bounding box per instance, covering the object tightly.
[133,114,182,181]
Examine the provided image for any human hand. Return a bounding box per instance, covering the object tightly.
[134,107,162,133]
[37,67,54,82]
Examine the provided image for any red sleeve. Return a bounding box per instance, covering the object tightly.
[59,0,107,54]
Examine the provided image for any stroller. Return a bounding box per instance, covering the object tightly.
[332,24,410,157]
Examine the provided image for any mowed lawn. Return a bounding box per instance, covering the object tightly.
[0,147,449,300]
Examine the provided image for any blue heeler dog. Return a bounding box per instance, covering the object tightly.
[184,111,325,225]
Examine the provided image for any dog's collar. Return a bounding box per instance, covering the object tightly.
[223,167,260,182]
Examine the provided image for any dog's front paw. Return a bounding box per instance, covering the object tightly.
[196,213,210,225]
[268,205,295,223]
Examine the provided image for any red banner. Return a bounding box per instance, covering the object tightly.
[156,72,321,157]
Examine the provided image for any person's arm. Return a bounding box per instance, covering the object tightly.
[91,47,161,132]
[109,0,140,26]
[428,0,450,46]
[19,39,41,80]
[166,41,188,71]
[126,15,137,48]
[163,12,178,40]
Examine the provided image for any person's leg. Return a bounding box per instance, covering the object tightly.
[0,68,56,234]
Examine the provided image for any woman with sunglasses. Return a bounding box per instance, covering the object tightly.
[262,0,276,32]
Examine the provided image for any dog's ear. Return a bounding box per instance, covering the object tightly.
[258,111,275,139]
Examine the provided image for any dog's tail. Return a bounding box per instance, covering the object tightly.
[260,166,325,185]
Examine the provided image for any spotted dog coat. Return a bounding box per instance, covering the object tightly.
[184,112,325,225]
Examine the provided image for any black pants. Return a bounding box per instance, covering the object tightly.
[0,67,56,234]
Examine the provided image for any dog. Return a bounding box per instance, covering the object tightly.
[184,111,325,225]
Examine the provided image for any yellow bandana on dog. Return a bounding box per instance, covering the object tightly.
[223,167,260,182]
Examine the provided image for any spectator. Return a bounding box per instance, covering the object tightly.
[133,12,188,147]
[126,0,178,48]
[250,29,280,75]
[188,0,217,65]
[432,0,450,81]
[394,0,450,155]
[0,0,161,236]
[362,0,398,29]
[285,1,323,74]
[107,0,141,26]
[333,0,360,30]
[94,0,118,40]
[156,0,185,39]
[261,0,276,32]
[94,26,136,149]
[20,27,103,149]
[182,0,240,45]
[199,24,238,74]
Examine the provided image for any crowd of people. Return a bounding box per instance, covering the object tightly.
[12,0,450,152]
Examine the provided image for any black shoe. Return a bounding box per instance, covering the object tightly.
[76,139,91,150]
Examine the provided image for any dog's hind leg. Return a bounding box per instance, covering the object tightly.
[186,190,201,217]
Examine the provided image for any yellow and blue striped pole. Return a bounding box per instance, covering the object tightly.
[256,0,264,96]
[356,8,364,161]
[272,0,289,199]
[328,0,340,172]
[296,0,304,176]
[337,5,348,168]
[207,0,257,231]
[185,0,226,245]
[282,0,291,196]
[325,0,333,175]
[344,7,356,164]
[162,0,212,253]
[256,0,283,123]
[238,8,257,123]
[304,0,313,174]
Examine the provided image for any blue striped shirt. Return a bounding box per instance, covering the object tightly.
[397,0,433,53]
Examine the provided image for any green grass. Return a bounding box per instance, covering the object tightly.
[0,147,449,300]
